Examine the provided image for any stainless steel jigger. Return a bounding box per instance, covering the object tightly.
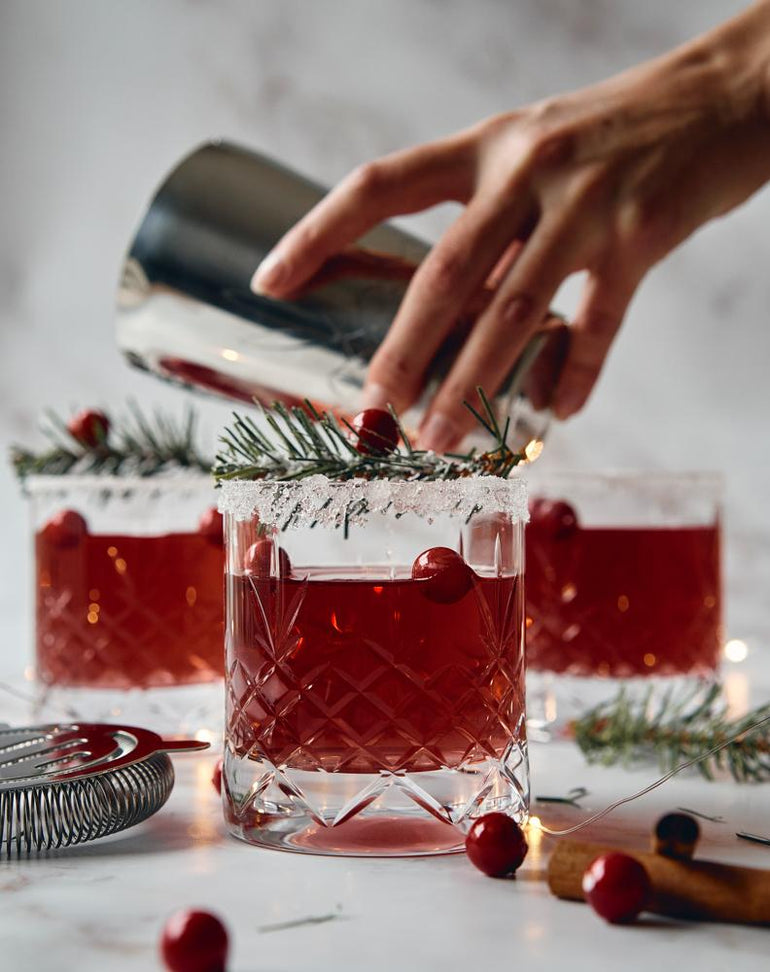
[117,140,562,450]
[0,723,208,856]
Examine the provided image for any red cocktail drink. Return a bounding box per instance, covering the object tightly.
[37,527,224,689]
[227,568,522,774]
[524,474,723,682]
[27,475,226,732]
[526,520,721,676]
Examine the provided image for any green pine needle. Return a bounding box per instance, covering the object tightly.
[573,682,770,782]
[213,389,527,483]
[11,403,211,479]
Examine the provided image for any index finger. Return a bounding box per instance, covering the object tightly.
[250,136,474,298]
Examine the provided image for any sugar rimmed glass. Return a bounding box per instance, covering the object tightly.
[524,470,723,728]
[220,474,529,856]
[26,474,225,735]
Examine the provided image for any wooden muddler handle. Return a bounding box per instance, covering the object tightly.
[548,839,770,926]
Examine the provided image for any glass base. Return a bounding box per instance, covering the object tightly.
[527,670,719,738]
[223,743,530,857]
[33,680,224,741]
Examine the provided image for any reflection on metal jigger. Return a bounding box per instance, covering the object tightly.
[116,140,569,452]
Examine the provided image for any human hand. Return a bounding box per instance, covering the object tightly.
[252,4,770,451]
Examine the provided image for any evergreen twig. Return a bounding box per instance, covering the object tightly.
[213,389,527,482]
[11,404,211,478]
[572,682,770,782]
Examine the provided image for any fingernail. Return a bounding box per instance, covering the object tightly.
[419,413,458,453]
[361,383,390,410]
[553,389,584,420]
[250,250,286,294]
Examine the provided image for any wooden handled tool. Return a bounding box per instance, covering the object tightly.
[548,839,770,926]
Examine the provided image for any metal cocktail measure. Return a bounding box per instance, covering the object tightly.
[116,140,565,450]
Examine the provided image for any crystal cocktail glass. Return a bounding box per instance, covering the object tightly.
[524,471,723,726]
[220,475,529,856]
[27,474,225,734]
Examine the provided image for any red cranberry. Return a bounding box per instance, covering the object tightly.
[41,510,88,548]
[211,758,223,796]
[244,539,291,576]
[412,547,473,604]
[351,408,399,455]
[465,813,528,877]
[199,508,224,546]
[529,498,578,540]
[67,409,110,448]
[161,909,228,972]
[582,853,651,924]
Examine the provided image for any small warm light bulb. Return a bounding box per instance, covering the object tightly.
[724,639,749,663]
[528,815,542,831]
[194,729,214,744]
[221,348,240,362]
[524,439,544,463]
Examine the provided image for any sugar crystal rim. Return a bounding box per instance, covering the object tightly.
[218,474,529,527]
[22,471,214,496]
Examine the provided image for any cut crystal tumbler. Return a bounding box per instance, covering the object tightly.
[220,476,529,856]
[525,471,723,726]
[28,475,225,734]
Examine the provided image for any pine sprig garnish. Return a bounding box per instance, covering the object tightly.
[573,683,770,782]
[213,389,527,482]
[11,403,211,478]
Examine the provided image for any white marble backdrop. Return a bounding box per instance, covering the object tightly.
[1,0,768,678]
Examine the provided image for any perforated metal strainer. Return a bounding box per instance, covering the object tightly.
[0,722,208,857]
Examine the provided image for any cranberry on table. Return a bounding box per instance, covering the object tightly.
[529,498,578,540]
[199,508,224,546]
[412,546,473,604]
[41,510,88,548]
[351,408,399,455]
[67,409,110,448]
[161,909,229,972]
[211,758,223,796]
[465,812,528,877]
[582,852,651,924]
[244,539,291,576]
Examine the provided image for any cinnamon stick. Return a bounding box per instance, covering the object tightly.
[548,839,770,926]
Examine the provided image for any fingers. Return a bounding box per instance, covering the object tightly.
[362,188,535,414]
[250,137,474,298]
[280,247,417,299]
[419,214,581,450]
[551,271,638,419]
[522,316,571,411]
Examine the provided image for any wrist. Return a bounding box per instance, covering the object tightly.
[688,1,770,125]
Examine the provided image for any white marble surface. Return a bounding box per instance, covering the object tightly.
[2,673,770,972]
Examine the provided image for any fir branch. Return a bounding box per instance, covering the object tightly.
[213,389,527,483]
[572,683,770,783]
[11,403,211,479]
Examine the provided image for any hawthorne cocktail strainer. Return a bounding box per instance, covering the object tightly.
[0,722,208,857]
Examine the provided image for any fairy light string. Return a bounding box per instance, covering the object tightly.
[539,712,770,837]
